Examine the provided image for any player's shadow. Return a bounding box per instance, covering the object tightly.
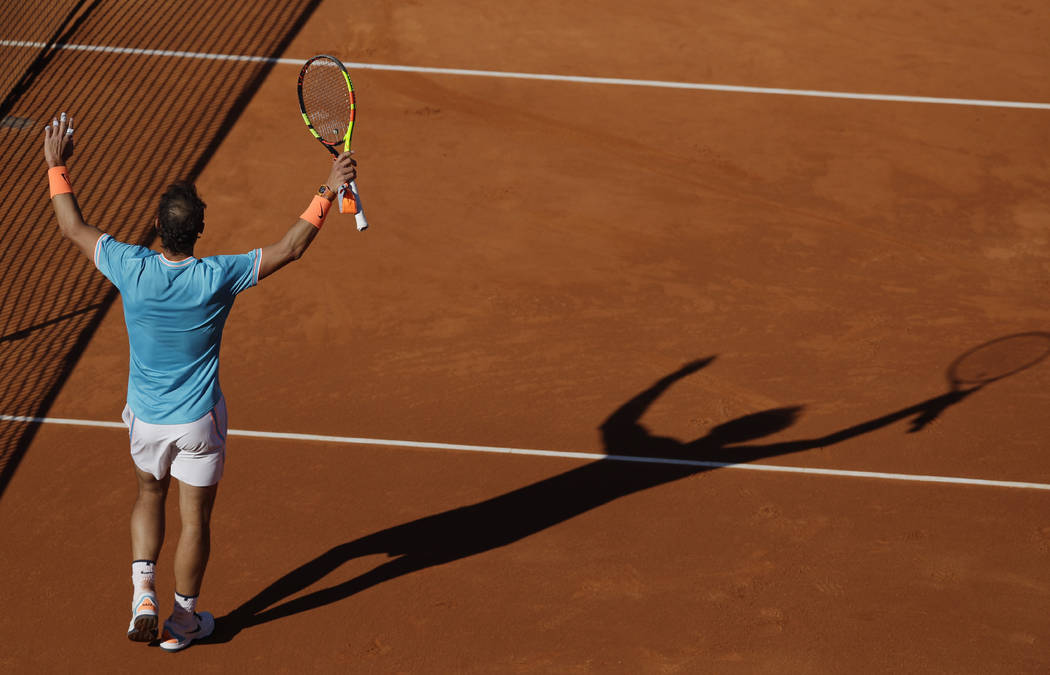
[207,354,978,643]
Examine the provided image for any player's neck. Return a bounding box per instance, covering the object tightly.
[161,248,195,262]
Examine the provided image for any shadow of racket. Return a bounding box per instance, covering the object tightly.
[909,331,1050,432]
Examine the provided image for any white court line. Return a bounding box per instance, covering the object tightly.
[2,39,1050,110]
[3,413,1049,491]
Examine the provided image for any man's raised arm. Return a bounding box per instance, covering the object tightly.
[257,151,357,281]
[44,112,103,261]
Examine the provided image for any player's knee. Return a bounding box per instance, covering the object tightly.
[179,509,213,532]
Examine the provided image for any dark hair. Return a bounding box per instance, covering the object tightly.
[157,182,205,254]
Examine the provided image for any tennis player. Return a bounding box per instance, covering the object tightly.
[43,112,357,651]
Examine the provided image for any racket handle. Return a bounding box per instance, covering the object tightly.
[349,180,368,231]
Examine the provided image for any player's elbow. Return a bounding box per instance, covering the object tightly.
[57,218,83,240]
[288,232,317,261]
[288,242,308,261]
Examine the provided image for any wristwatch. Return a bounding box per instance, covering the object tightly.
[317,184,336,202]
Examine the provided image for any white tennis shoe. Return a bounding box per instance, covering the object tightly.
[159,611,214,652]
[127,591,158,642]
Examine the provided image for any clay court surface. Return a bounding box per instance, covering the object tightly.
[2,1,1049,672]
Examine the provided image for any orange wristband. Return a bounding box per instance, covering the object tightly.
[300,194,331,229]
[48,166,73,198]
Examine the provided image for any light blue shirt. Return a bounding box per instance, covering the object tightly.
[93,234,261,424]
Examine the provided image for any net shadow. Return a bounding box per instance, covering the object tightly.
[0,0,323,499]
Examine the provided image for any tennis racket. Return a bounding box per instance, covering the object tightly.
[297,54,369,231]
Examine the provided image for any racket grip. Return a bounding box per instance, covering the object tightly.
[349,180,368,231]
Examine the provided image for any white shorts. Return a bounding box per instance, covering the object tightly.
[123,398,228,487]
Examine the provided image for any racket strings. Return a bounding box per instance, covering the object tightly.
[301,60,353,144]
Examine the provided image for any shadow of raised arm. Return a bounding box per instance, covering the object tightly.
[599,357,716,453]
[713,389,978,465]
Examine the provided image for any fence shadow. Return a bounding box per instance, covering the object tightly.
[0,0,323,499]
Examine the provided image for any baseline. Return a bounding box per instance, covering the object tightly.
[2,413,1048,491]
[2,39,1049,110]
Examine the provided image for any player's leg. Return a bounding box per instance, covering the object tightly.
[159,480,218,651]
[125,407,173,642]
[173,480,218,599]
[160,398,226,651]
[128,467,169,641]
[131,464,170,561]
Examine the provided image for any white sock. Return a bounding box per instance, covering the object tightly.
[131,560,155,594]
[172,591,198,625]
